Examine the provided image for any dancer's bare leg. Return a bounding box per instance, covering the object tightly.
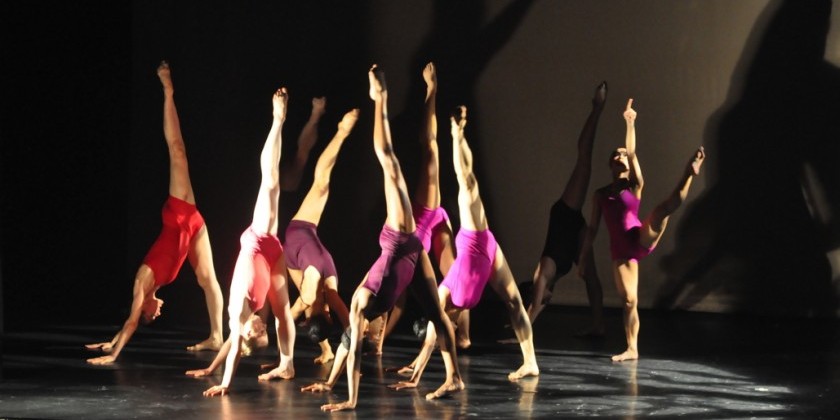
[258,257,296,381]
[282,97,326,192]
[577,247,604,336]
[639,147,706,249]
[611,260,639,362]
[451,107,536,379]
[186,227,224,351]
[157,61,223,351]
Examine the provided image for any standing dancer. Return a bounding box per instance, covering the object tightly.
[301,65,463,411]
[86,61,224,364]
[525,82,607,336]
[580,99,705,361]
[281,108,359,366]
[391,106,539,387]
[188,87,296,396]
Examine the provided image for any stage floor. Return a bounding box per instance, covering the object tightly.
[2,306,839,419]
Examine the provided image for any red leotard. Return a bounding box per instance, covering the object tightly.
[142,196,206,287]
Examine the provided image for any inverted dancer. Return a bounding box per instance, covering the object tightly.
[281,108,359,367]
[376,62,469,352]
[85,61,224,365]
[390,106,539,386]
[580,99,705,361]
[301,65,463,411]
[186,87,296,396]
[525,82,607,336]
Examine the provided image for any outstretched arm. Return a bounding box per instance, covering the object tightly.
[186,337,233,377]
[203,297,250,397]
[623,99,644,193]
[390,320,438,389]
[86,280,147,365]
[300,340,349,393]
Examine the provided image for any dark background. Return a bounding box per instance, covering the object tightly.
[2,0,839,333]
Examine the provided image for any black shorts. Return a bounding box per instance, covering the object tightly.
[540,200,585,276]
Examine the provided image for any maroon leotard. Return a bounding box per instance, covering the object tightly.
[412,203,451,253]
[142,196,206,287]
[361,225,424,317]
[284,220,338,279]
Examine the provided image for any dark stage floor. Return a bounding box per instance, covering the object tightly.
[2,306,839,419]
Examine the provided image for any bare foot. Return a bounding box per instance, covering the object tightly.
[314,349,334,365]
[508,363,540,381]
[187,337,222,352]
[273,87,289,121]
[311,96,326,117]
[426,378,465,400]
[611,348,639,362]
[337,109,359,134]
[157,61,173,91]
[423,62,437,94]
[368,65,387,101]
[593,81,607,110]
[258,363,295,381]
[688,146,705,176]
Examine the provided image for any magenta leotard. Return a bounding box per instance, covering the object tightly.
[284,220,338,279]
[236,227,283,312]
[412,203,451,253]
[143,196,206,287]
[598,188,653,262]
[361,225,424,317]
[440,228,498,309]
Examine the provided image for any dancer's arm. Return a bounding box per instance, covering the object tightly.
[390,321,437,389]
[86,280,147,365]
[186,337,233,377]
[203,298,250,396]
[623,99,643,193]
[301,343,349,393]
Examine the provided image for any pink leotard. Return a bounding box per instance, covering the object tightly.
[284,220,338,279]
[440,229,498,309]
[236,226,283,311]
[598,188,653,262]
[361,225,424,317]
[142,196,206,287]
[412,203,451,253]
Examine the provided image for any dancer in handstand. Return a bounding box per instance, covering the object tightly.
[580,98,705,361]
[188,87,296,396]
[524,82,607,336]
[280,107,358,366]
[85,61,224,364]
[301,65,463,411]
[390,106,539,386]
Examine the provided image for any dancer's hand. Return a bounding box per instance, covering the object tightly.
[87,355,116,365]
[623,98,636,124]
[388,380,418,390]
[321,401,355,412]
[203,385,228,397]
[300,382,331,393]
[85,342,113,352]
[185,368,213,378]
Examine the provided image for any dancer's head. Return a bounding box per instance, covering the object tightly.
[241,314,269,356]
[609,148,630,177]
[140,297,164,324]
[305,312,333,343]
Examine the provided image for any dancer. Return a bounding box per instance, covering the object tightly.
[86,61,224,365]
[390,106,539,387]
[188,87,296,396]
[580,99,705,361]
[301,65,463,411]
[525,82,607,336]
[377,62,469,351]
[281,108,358,366]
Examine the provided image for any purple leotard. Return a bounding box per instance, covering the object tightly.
[412,203,451,253]
[236,227,283,311]
[440,228,498,309]
[361,225,424,317]
[598,188,653,262]
[284,220,338,279]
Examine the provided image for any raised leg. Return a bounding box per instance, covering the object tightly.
[251,88,288,236]
[560,81,606,210]
[157,61,195,204]
[282,97,326,192]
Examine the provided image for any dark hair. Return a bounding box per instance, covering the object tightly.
[306,313,333,343]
